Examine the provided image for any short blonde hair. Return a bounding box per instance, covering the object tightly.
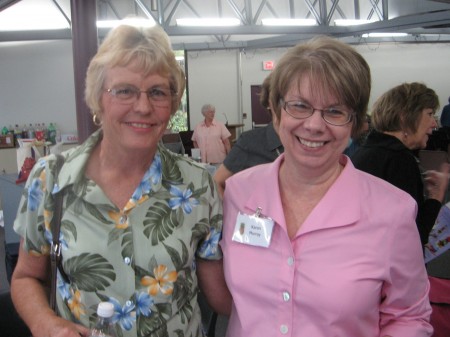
[269,36,371,136]
[85,24,185,117]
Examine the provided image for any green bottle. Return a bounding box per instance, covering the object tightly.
[47,122,56,144]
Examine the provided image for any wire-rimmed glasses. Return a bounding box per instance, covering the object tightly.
[105,85,177,108]
[282,99,354,126]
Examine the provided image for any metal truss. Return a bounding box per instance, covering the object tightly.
[97,0,450,49]
[1,0,450,49]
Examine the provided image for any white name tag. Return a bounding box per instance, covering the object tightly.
[232,210,274,248]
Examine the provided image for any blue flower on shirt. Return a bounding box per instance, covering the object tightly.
[28,178,43,211]
[109,297,136,331]
[131,175,152,203]
[130,154,162,202]
[149,154,162,185]
[135,291,153,317]
[44,229,68,250]
[198,227,221,257]
[168,185,200,214]
[57,273,71,300]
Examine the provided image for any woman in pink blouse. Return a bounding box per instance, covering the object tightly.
[192,104,231,164]
[220,36,432,337]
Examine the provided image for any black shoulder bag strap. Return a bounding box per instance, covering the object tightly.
[49,154,65,311]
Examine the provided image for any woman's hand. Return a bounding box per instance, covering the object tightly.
[35,316,90,337]
[424,163,450,202]
[11,240,90,337]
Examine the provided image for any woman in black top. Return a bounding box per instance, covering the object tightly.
[351,82,448,246]
[351,82,450,337]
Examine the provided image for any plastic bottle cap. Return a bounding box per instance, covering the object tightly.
[97,302,115,318]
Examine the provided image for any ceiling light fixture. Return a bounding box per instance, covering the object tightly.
[176,18,240,27]
[362,32,408,38]
[334,19,377,26]
[261,18,317,26]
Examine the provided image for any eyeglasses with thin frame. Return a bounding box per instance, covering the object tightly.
[282,99,355,126]
[105,85,177,108]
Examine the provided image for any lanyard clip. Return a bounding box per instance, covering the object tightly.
[255,207,262,218]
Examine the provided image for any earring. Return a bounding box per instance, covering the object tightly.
[92,112,102,126]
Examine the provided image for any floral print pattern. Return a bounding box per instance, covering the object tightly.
[13,129,223,337]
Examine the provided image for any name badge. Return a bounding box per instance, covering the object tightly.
[232,208,274,248]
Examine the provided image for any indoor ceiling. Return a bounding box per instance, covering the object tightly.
[0,0,450,50]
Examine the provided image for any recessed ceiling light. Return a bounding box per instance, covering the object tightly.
[362,32,408,38]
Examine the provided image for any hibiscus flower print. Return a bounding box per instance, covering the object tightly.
[28,178,43,212]
[168,185,200,214]
[198,227,221,257]
[68,289,86,320]
[109,297,136,331]
[141,265,178,296]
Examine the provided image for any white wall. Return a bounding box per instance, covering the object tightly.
[187,42,450,132]
[1,39,449,137]
[186,49,240,129]
[0,40,77,134]
[355,42,450,110]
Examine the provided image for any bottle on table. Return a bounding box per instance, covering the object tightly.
[88,302,118,337]
[47,122,57,144]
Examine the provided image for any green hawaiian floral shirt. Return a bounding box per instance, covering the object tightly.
[14,129,223,337]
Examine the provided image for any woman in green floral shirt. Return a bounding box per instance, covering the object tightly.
[11,24,230,337]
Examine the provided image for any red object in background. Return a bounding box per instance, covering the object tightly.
[16,157,36,184]
[262,60,274,70]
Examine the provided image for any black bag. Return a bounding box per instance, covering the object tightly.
[5,241,19,285]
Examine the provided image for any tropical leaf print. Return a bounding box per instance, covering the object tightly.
[202,169,214,194]
[163,240,189,270]
[85,202,113,224]
[120,226,134,262]
[61,219,77,241]
[137,310,169,337]
[172,270,193,318]
[190,218,210,246]
[178,299,193,325]
[64,253,116,291]
[160,149,183,184]
[143,201,179,245]
[210,213,223,230]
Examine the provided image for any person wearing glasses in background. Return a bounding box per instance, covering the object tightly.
[11,24,230,337]
[220,36,432,337]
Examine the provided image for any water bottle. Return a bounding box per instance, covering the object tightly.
[89,302,118,337]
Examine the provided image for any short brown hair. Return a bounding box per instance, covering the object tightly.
[371,82,439,134]
[269,36,371,136]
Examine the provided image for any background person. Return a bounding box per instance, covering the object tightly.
[351,82,449,246]
[214,74,283,197]
[192,104,231,165]
[11,24,230,337]
[439,96,450,127]
[351,82,450,337]
[343,113,371,157]
[220,36,432,337]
